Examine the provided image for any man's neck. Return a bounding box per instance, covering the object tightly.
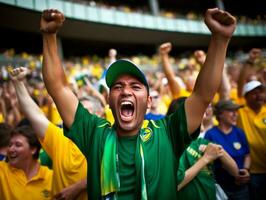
[248,103,261,114]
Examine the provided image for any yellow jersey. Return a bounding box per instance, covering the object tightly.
[40,123,87,199]
[0,162,53,200]
[237,100,266,174]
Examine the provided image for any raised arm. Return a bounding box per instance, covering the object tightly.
[178,143,238,190]
[185,8,236,134]
[40,9,78,128]
[178,143,223,190]
[83,76,107,107]
[159,42,181,98]
[218,67,231,100]
[237,48,262,97]
[9,67,48,139]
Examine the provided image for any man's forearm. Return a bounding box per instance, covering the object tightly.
[42,34,67,96]
[161,54,181,96]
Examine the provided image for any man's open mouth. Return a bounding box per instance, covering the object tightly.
[120,101,134,121]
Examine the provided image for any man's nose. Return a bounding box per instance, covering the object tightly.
[121,86,132,95]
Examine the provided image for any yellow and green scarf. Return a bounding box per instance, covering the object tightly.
[101,129,148,200]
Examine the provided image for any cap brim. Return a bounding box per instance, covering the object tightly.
[227,104,244,110]
[105,59,148,88]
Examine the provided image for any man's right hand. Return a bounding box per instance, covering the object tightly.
[40,9,65,34]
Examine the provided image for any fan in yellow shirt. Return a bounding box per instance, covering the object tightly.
[236,80,266,199]
[9,67,87,200]
[0,125,53,200]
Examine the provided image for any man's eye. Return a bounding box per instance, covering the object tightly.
[132,85,141,90]
[113,85,122,89]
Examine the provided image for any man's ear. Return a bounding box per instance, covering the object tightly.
[147,95,152,109]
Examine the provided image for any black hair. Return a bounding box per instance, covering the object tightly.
[0,123,12,148]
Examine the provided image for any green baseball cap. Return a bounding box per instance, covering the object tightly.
[105,59,149,90]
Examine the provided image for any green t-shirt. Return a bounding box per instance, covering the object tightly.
[64,101,192,200]
[177,138,215,200]
[39,148,53,169]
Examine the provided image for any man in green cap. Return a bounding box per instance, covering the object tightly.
[40,7,236,199]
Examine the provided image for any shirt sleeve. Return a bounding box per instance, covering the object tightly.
[63,102,109,156]
[165,100,197,158]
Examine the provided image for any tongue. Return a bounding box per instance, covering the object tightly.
[122,109,133,117]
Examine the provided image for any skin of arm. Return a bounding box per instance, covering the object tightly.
[237,62,253,98]
[0,87,7,120]
[9,67,48,140]
[41,9,78,128]
[219,148,239,177]
[178,143,238,190]
[243,154,251,171]
[185,8,236,134]
[237,48,261,98]
[54,179,87,200]
[83,76,107,106]
[178,143,223,190]
[159,42,182,98]
[235,154,251,185]
[218,67,231,100]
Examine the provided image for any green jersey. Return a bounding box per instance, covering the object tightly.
[39,148,53,169]
[64,101,193,199]
[177,138,215,200]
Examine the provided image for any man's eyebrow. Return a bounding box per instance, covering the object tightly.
[113,80,143,85]
[113,81,123,86]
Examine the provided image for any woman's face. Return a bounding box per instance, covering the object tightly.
[7,134,36,168]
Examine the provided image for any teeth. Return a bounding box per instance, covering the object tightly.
[121,101,133,106]
[9,154,17,158]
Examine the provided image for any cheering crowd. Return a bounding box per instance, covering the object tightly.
[0,7,266,200]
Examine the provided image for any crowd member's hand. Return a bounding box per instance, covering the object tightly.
[204,8,236,39]
[40,9,65,34]
[53,180,85,200]
[8,67,27,82]
[200,143,223,163]
[159,42,172,56]
[194,50,206,65]
[54,186,79,200]
[235,168,250,185]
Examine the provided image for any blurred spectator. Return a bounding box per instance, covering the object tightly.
[0,125,53,200]
[145,89,165,120]
[236,80,266,200]
[0,123,12,161]
[9,66,87,199]
[205,99,250,199]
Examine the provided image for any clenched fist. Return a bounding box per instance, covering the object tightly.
[40,9,65,34]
